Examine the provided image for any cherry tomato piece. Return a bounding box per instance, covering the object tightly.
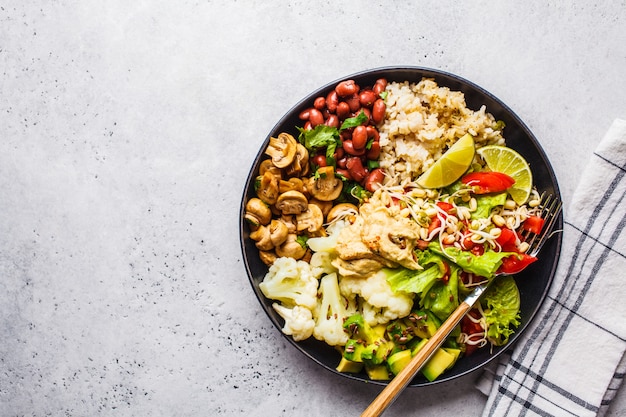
[496,227,518,252]
[522,215,545,235]
[498,253,538,274]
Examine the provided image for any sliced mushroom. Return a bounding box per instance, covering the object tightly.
[275,190,308,215]
[309,166,343,201]
[265,132,297,169]
[296,203,324,234]
[258,250,278,266]
[250,225,273,251]
[285,143,310,177]
[244,198,272,227]
[280,214,298,234]
[279,177,304,194]
[327,203,359,223]
[249,219,288,251]
[268,219,289,247]
[309,198,333,218]
[256,171,279,205]
[275,233,307,259]
[258,159,278,176]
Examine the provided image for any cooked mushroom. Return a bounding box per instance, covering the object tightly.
[249,225,273,251]
[249,219,288,251]
[296,203,324,233]
[280,214,297,234]
[279,177,304,194]
[327,203,359,224]
[265,132,297,169]
[285,143,310,177]
[275,233,307,259]
[244,198,272,227]
[309,198,333,218]
[275,190,308,215]
[258,250,278,266]
[309,166,343,201]
[256,171,279,205]
[268,219,289,247]
[258,159,277,176]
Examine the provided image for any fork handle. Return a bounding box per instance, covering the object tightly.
[360,300,475,417]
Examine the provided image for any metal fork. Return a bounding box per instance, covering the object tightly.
[361,193,563,417]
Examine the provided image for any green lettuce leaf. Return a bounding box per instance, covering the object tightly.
[428,242,514,278]
[421,266,460,321]
[471,192,507,219]
[481,276,521,346]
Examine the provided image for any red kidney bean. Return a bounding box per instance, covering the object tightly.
[336,101,351,119]
[342,140,366,156]
[337,156,348,169]
[325,114,340,128]
[336,168,352,181]
[365,168,385,192]
[359,90,377,107]
[326,90,339,113]
[345,94,361,112]
[312,154,327,167]
[313,96,326,111]
[366,141,381,160]
[303,121,312,130]
[346,157,368,182]
[372,98,386,124]
[299,107,312,120]
[372,78,388,96]
[352,125,368,150]
[309,108,324,127]
[334,147,345,160]
[366,126,379,142]
[335,79,359,97]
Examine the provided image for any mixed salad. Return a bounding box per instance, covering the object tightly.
[243,76,547,382]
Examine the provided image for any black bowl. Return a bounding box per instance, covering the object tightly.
[239,66,563,386]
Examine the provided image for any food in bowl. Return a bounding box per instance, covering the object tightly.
[243,75,548,382]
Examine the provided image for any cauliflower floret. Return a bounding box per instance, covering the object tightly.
[259,257,318,310]
[272,303,316,342]
[306,219,348,253]
[309,251,338,279]
[313,272,357,347]
[339,270,414,326]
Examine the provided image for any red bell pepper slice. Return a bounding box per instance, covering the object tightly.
[522,215,545,235]
[461,172,515,194]
[498,253,538,274]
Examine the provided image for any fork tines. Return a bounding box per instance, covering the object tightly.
[521,192,563,257]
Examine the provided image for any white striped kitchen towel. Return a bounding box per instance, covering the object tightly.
[477,118,626,417]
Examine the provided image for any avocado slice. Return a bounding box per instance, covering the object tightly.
[387,349,413,376]
[411,338,457,382]
[336,357,364,374]
[411,310,441,339]
[365,364,391,380]
[442,347,462,370]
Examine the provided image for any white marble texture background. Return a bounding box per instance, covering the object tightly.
[1,1,625,416]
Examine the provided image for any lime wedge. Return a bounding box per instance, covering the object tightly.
[476,145,533,204]
[416,133,475,188]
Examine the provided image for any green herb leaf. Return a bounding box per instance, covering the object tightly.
[297,125,340,151]
[339,111,368,131]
